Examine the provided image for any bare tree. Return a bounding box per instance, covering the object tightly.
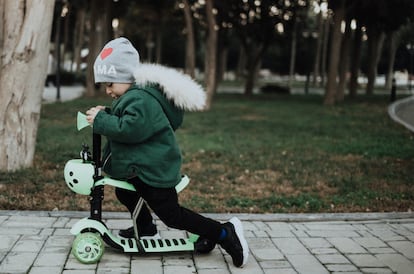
[0,0,55,171]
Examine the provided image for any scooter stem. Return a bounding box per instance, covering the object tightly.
[90,133,103,221]
[93,133,102,171]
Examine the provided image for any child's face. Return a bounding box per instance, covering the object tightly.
[104,83,131,99]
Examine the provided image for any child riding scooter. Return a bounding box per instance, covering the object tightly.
[66,37,248,267]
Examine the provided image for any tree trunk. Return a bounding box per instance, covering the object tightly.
[244,44,264,96]
[236,45,246,80]
[365,29,385,95]
[244,52,262,96]
[155,22,163,64]
[312,12,323,86]
[62,2,70,68]
[0,4,3,67]
[73,7,86,75]
[349,23,362,98]
[145,30,154,62]
[385,31,399,90]
[204,0,217,110]
[0,0,55,171]
[217,43,228,84]
[288,18,298,90]
[336,18,352,102]
[182,0,195,78]
[216,28,229,84]
[320,17,330,87]
[86,0,111,97]
[324,0,345,105]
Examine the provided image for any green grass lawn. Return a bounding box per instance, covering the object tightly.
[0,93,413,213]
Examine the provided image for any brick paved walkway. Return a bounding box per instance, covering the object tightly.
[0,211,413,274]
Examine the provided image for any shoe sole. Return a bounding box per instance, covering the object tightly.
[229,217,249,267]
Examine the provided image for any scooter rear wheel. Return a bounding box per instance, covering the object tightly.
[72,232,105,264]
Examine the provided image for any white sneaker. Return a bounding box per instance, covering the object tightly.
[219,217,249,267]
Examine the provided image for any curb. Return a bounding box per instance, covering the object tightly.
[388,95,414,132]
[1,210,413,222]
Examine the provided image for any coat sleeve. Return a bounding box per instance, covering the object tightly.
[92,94,168,144]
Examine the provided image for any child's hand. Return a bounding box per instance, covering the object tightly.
[86,106,104,124]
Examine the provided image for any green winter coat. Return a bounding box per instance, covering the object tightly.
[92,64,205,188]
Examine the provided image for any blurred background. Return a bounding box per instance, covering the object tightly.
[48,0,414,106]
[1,0,414,212]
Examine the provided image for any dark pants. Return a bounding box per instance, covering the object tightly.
[115,177,223,241]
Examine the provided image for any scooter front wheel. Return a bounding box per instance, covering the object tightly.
[72,232,105,264]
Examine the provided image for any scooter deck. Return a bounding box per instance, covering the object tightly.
[71,218,196,253]
[118,237,195,253]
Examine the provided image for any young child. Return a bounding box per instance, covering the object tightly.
[86,37,249,267]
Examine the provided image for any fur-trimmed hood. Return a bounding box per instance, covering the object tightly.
[134,63,206,111]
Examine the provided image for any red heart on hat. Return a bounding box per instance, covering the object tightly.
[100,48,113,60]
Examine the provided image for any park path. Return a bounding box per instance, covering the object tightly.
[0,211,413,274]
[389,95,414,132]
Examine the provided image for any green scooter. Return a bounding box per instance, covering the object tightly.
[64,112,199,264]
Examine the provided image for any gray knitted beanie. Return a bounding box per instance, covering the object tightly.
[93,37,140,83]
